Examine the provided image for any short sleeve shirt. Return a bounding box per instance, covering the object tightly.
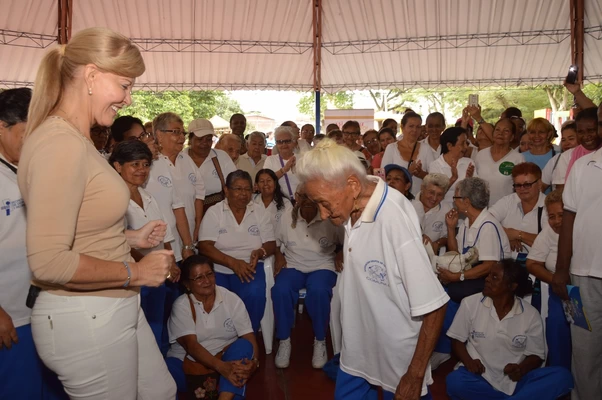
[263,155,300,200]
[456,210,512,261]
[527,224,559,273]
[475,148,525,206]
[381,141,436,197]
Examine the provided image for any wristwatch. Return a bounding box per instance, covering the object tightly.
[460,272,465,282]
[182,243,196,251]
[252,357,260,368]
[477,118,486,125]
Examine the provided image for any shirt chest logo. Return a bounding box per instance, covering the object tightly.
[363,260,389,286]
[219,228,228,235]
[432,221,444,232]
[223,318,235,333]
[470,330,486,340]
[2,198,24,216]
[319,237,331,248]
[188,173,197,184]
[248,225,260,236]
[158,175,172,187]
[512,335,527,348]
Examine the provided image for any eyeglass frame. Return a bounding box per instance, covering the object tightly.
[159,129,187,136]
[189,271,215,282]
[275,139,293,145]
[512,179,539,190]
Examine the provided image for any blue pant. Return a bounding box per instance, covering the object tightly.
[215,262,266,333]
[0,324,68,399]
[446,366,574,400]
[140,283,167,352]
[335,367,432,400]
[272,268,337,340]
[434,299,460,353]
[546,287,571,369]
[162,279,182,356]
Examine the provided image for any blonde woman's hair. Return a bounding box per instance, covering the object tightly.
[296,138,367,188]
[26,27,145,137]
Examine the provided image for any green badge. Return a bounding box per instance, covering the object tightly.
[499,161,515,176]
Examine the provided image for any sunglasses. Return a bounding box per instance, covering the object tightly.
[276,139,293,145]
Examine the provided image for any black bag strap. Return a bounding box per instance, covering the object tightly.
[0,158,17,174]
[537,206,544,234]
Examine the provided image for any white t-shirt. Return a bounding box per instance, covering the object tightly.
[167,287,253,361]
[276,210,344,273]
[488,193,547,257]
[0,158,32,328]
[411,194,451,242]
[161,152,205,238]
[447,294,545,396]
[475,148,525,206]
[145,160,184,261]
[381,141,436,197]
[125,187,175,256]
[198,199,275,274]
[186,148,237,197]
[563,148,602,278]
[427,155,477,207]
[541,153,561,186]
[551,148,574,186]
[252,194,292,234]
[263,155,299,200]
[339,176,449,396]
[527,224,559,273]
[420,137,441,161]
[456,210,512,261]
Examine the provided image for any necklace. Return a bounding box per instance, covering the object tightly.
[48,115,95,147]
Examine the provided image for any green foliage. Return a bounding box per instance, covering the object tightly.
[583,83,602,105]
[119,90,243,126]
[297,91,354,119]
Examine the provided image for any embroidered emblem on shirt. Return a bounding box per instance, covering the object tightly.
[470,330,486,340]
[248,225,260,236]
[224,318,235,333]
[188,173,197,184]
[219,228,227,235]
[363,260,389,286]
[1,198,24,217]
[318,237,331,248]
[511,335,527,348]
[432,221,444,232]
[158,175,172,187]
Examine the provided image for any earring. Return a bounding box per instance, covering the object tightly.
[88,88,93,95]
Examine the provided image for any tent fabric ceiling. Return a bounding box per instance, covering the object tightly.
[1,0,601,92]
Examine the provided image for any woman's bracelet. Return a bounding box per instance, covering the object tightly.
[122,261,131,288]
[259,247,267,259]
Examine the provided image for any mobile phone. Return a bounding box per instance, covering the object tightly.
[566,65,579,84]
[468,94,479,107]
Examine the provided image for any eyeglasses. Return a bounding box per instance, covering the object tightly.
[189,271,215,282]
[343,131,361,136]
[160,129,187,136]
[513,179,539,190]
[276,139,293,145]
[230,187,252,193]
[364,138,379,145]
[127,131,154,142]
[452,196,464,200]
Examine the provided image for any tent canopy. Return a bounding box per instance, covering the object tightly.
[1,0,601,92]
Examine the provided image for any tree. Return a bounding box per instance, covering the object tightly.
[119,90,243,126]
[542,85,570,113]
[367,89,409,112]
[297,91,354,120]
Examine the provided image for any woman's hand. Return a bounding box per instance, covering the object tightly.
[551,270,571,300]
[409,160,424,178]
[334,250,344,272]
[230,259,256,283]
[466,358,486,375]
[217,361,247,388]
[466,163,475,178]
[283,156,296,173]
[274,251,287,276]
[0,307,18,350]
[394,369,424,400]
[503,363,523,382]
[167,259,181,283]
[466,105,483,121]
[445,209,459,229]
[449,157,459,183]
[127,220,168,249]
[134,249,173,287]
[437,267,460,285]
[182,248,195,261]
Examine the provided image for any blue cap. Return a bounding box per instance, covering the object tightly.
[384,164,413,190]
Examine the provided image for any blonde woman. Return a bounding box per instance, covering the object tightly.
[17,28,176,398]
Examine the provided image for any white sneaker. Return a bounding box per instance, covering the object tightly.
[275,338,291,368]
[430,351,451,370]
[312,339,327,369]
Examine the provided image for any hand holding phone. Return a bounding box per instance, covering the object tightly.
[566,65,578,85]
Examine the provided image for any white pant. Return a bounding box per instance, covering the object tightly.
[31,292,176,399]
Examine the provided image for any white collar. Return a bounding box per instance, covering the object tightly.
[481,295,525,319]
[360,176,388,223]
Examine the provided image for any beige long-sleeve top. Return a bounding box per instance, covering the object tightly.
[17,117,137,297]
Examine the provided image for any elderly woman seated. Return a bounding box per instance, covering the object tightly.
[166,255,259,399]
[489,162,547,260]
[271,188,344,370]
[411,173,452,255]
[431,177,512,369]
[445,259,573,400]
[198,170,276,333]
[526,190,571,369]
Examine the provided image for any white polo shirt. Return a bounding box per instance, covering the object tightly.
[420,138,441,161]
[489,193,547,257]
[563,148,602,278]
[276,209,344,273]
[160,152,205,239]
[381,141,436,197]
[263,155,299,200]
[199,199,275,274]
[145,160,185,261]
[125,187,175,256]
[551,148,574,185]
[339,176,449,396]
[236,153,267,183]
[0,158,31,328]
[541,153,561,186]
[411,193,451,242]
[527,224,559,273]
[167,287,253,361]
[427,155,477,206]
[252,194,293,233]
[186,149,237,197]
[447,294,545,396]
[456,210,512,261]
[475,148,525,206]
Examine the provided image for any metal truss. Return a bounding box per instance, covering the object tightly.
[585,25,602,40]
[0,29,57,49]
[130,38,313,54]
[322,29,572,55]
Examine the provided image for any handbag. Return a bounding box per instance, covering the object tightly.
[204,152,226,210]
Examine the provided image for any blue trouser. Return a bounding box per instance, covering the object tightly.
[140,283,166,352]
[434,299,460,353]
[215,262,266,333]
[162,278,182,356]
[335,367,432,400]
[546,287,571,369]
[0,324,68,400]
[272,268,337,341]
[446,366,574,400]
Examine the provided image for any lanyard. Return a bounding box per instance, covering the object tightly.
[0,157,17,174]
[278,155,294,198]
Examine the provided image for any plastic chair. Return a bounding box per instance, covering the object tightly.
[260,255,275,354]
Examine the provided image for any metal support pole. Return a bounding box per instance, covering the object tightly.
[312,0,322,132]
[315,91,321,135]
[57,0,73,44]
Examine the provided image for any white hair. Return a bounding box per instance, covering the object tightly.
[247,131,266,144]
[422,173,451,192]
[274,126,294,139]
[296,138,367,187]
